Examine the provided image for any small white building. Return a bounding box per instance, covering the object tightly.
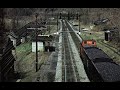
[9,35,16,47]
[32,35,54,52]
[32,42,44,52]
[9,29,27,47]
[8,31,21,47]
[21,37,26,43]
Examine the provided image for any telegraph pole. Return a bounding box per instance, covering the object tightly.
[79,14,80,32]
[59,13,61,19]
[27,13,41,72]
[48,18,50,34]
[68,12,70,20]
[0,8,5,33]
[35,13,39,72]
[57,13,58,32]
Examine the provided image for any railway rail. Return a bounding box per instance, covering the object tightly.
[61,20,80,82]
[55,19,89,82]
[65,20,82,51]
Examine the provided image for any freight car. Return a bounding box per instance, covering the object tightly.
[80,40,120,82]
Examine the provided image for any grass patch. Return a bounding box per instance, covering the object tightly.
[81,32,94,40]
[45,25,57,35]
[15,40,52,82]
[19,52,51,82]
[16,42,32,61]
[16,42,32,53]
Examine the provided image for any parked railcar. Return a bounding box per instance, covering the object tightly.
[80,39,120,82]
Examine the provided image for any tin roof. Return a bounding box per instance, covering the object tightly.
[32,35,54,42]
[9,20,46,38]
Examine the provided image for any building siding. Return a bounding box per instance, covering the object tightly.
[32,42,44,52]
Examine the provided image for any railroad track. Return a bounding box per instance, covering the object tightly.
[97,39,120,56]
[65,20,81,51]
[61,20,80,82]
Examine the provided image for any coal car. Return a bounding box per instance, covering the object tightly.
[80,40,120,82]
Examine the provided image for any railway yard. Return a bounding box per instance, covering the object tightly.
[11,19,120,82]
[0,8,120,82]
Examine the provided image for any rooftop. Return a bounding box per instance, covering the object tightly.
[32,35,54,42]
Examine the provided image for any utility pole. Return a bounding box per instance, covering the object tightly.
[48,18,50,34]
[68,12,70,20]
[57,13,58,32]
[51,8,54,17]
[0,8,5,33]
[35,13,39,72]
[59,13,61,19]
[27,13,41,72]
[0,8,4,82]
[76,13,78,20]
[79,14,80,32]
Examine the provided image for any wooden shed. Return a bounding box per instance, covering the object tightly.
[104,29,119,41]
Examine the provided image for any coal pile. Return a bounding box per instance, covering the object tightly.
[93,58,113,63]
[84,47,113,62]
[95,62,120,82]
